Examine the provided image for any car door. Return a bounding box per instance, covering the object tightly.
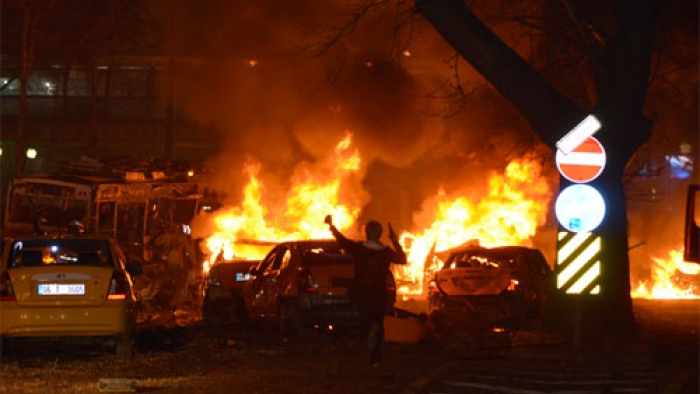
[258,245,293,318]
[268,244,294,298]
[245,245,287,319]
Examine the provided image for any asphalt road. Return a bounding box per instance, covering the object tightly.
[412,299,699,394]
[0,299,697,394]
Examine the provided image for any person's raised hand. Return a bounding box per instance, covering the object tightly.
[324,215,333,226]
[388,222,397,241]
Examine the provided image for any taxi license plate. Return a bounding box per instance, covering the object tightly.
[38,283,86,296]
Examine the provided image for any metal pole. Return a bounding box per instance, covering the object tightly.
[572,297,581,352]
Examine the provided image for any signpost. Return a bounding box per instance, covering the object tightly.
[554,135,607,233]
[554,115,605,299]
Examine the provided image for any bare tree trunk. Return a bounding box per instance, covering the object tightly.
[415,0,584,146]
[588,0,658,330]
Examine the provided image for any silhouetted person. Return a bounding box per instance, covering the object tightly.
[325,215,407,367]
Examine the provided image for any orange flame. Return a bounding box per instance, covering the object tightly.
[199,134,697,302]
[632,247,700,299]
[203,132,363,272]
[394,158,551,294]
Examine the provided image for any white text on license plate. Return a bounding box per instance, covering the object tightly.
[38,283,86,296]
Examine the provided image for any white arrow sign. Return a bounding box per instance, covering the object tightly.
[556,115,601,154]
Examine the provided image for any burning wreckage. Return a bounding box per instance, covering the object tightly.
[424,241,554,332]
[200,236,554,338]
[192,137,561,336]
[2,156,209,317]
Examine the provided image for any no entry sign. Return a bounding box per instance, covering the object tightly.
[556,136,606,183]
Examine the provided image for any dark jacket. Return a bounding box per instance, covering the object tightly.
[329,226,407,303]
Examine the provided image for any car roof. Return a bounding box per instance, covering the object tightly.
[278,239,339,246]
[444,245,545,261]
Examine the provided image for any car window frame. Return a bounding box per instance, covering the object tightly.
[268,245,289,272]
[8,238,115,268]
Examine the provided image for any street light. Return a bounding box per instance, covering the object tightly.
[26,148,37,159]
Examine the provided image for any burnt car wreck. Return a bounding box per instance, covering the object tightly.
[426,243,553,331]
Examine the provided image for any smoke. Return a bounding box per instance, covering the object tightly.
[164,0,546,234]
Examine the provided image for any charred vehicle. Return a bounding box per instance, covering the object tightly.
[3,157,204,312]
[202,258,259,325]
[427,244,553,329]
[240,239,397,337]
[201,240,276,325]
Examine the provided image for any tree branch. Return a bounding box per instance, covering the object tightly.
[415,0,583,148]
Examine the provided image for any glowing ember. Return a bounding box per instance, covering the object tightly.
[632,248,700,299]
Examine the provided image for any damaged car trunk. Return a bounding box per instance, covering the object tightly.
[427,244,553,332]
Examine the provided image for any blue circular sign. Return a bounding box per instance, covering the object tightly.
[555,184,606,233]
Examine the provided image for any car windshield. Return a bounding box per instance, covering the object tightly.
[449,252,506,269]
[9,239,113,268]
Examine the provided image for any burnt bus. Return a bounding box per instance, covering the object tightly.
[5,173,199,246]
[3,160,202,269]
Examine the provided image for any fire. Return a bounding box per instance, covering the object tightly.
[632,247,700,299]
[394,158,551,294]
[200,135,552,298]
[199,133,699,303]
[202,132,363,272]
[283,133,361,238]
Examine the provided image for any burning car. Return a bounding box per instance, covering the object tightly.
[201,239,277,325]
[240,239,397,337]
[202,256,260,326]
[427,244,553,330]
[242,240,355,336]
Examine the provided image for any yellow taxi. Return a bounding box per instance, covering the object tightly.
[0,234,142,358]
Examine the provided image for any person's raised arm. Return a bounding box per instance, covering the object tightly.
[325,215,357,252]
[387,222,407,265]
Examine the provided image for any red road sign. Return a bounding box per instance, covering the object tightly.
[555,136,606,183]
